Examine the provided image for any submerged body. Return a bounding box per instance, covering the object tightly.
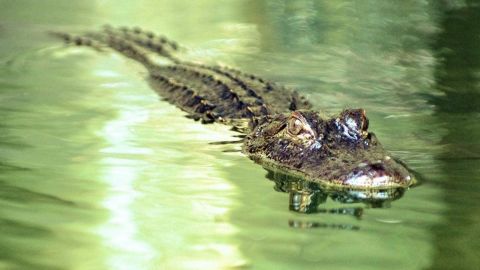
[53,26,415,189]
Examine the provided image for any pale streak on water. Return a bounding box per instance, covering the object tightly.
[90,62,246,269]
[98,107,156,269]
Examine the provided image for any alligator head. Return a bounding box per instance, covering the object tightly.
[243,109,414,189]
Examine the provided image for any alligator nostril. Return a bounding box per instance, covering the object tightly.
[370,163,385,171]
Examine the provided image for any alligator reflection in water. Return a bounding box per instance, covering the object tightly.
[265,169,405,230]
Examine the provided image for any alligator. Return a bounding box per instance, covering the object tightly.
[52,26,415,190]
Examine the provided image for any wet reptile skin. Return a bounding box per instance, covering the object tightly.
[52,26,415,189]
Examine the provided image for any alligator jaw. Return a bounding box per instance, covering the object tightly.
[340,159,414,188]
[246,152,415,189]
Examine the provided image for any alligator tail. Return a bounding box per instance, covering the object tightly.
[49,26,180,68]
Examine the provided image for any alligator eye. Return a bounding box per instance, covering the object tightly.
[286,112,316,139]
[287,117,303,135]
[338,109,369,139]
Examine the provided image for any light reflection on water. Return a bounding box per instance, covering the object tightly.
[90,60,247,269]
[0,0,479,269]
[98,109,156,269]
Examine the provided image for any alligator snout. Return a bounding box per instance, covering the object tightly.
[343,159,412,188]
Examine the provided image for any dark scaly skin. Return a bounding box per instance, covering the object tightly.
[52,26,415,189]
[244,110,413,188]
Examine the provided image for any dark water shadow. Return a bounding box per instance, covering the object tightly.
[0,180,76,206]
[427,2,480,269]
[243,0,329,51]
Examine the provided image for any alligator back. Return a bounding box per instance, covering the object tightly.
[54,26,311,129]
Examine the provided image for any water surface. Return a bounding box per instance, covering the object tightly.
[0,1,479,269]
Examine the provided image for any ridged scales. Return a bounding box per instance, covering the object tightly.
[54,26,311,130]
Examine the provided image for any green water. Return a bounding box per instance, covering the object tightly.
[1,1,479,269]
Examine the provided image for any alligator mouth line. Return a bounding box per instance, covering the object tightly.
[248,152,416,190]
